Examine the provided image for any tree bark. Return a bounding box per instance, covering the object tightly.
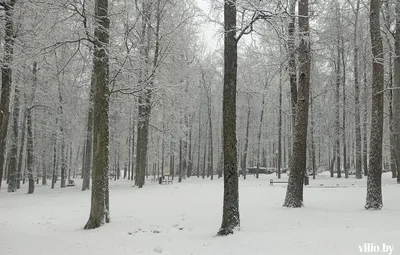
[256,94,265,179]
[0,0,16,189]
[84,0,110,229]
[365,0,384,210]
[342,43,348,178]
[242,98,251,180]
[218,0,240,236]
[394,0,400,184]
[7,83,20,192]
[353,0,362,179]
[288,0,297,140]
[82,72,95,191]
[283,0,311,208]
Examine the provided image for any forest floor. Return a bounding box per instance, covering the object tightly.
[1,172,399,255]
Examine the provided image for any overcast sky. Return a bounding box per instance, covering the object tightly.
[196,0,222,53]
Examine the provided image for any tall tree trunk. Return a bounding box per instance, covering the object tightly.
[7,83,20,192]
[353,0,362,179]
[218,0,240,236]
[363,58,369,177]
[187,121,193,178]
[336,43,342,179]
[26,107,34,194]
[394,0,400,184]
[27,62,37,194]
[278,48,283,179]
[82,93,94,191]
[131,120,135,181]
[342,44,348,178]
[365,0,384,210]
[288,0,297,141]
[242,99,251,180]
[203,127,207,179]
[84,0,110,229]
[179,138,183,182]
[310,92,316,179]
[17,106,27,188]
[0,0,16,189]
[283,0,311,208]
[197,108,201,178]
[256,94,265,179]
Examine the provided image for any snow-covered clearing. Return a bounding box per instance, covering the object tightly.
[1,173,399,255]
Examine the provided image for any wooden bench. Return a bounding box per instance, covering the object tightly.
[270,179,288,186]
[159,175,173,184]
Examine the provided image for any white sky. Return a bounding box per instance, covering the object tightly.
[196,0,222,53]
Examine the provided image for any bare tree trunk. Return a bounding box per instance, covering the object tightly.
[353,0,362,179]
[310,92,316,179]
[394,0,400,184]
[51,135,57,189]
[8,83,21,192]
[218,0,240,235]
[179,138,183,182]
[342,44,348,178]
[242,99,251,180]
[203,126,207,179]
[283,0,311,208]
[288,0,297,140]
[363,59,369,177]
[365,0,384,210]
[256,94,265,179]
[84,0,110,229]
[197,108,201,178]
[26,107,34,194]
[17,106,27,188]
[0,0,16,189]
[187,121,193,178]
[278,49,283,179]
[336,43,342,179]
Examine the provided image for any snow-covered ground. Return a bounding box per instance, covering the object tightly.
[1,173,399,255]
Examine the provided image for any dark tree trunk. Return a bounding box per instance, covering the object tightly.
[26,107,34,194]
[365,0,384,210]
[278,60,283,179]
[288,0,297,139]
[8,83,21,192]
[283,0,311,208]
[363,60,369,176]
[82,97,93,191]
[256,94,265,179]
[197,108,201,178]
[353,0,362,179]
[84,0,110,229]
[242,99,251,180]
[218,0,240,236]
[336,42,342,179]
[27,62,37,194]
[17,108,27,188]
[179,138,183,182]
[394,0,400,184]
[342,44,348,179]
[0,0,16,189]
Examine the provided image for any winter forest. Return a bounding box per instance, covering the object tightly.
[1,0,400,254]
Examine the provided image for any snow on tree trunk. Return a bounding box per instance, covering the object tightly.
[365,0,384,210]
[283,0,311,208]
[8,83,20,192]
[0,0,16,190]
[217,0,240,236]
[84,0,110,229]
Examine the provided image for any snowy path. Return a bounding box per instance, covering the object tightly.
[1,174,399,255]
